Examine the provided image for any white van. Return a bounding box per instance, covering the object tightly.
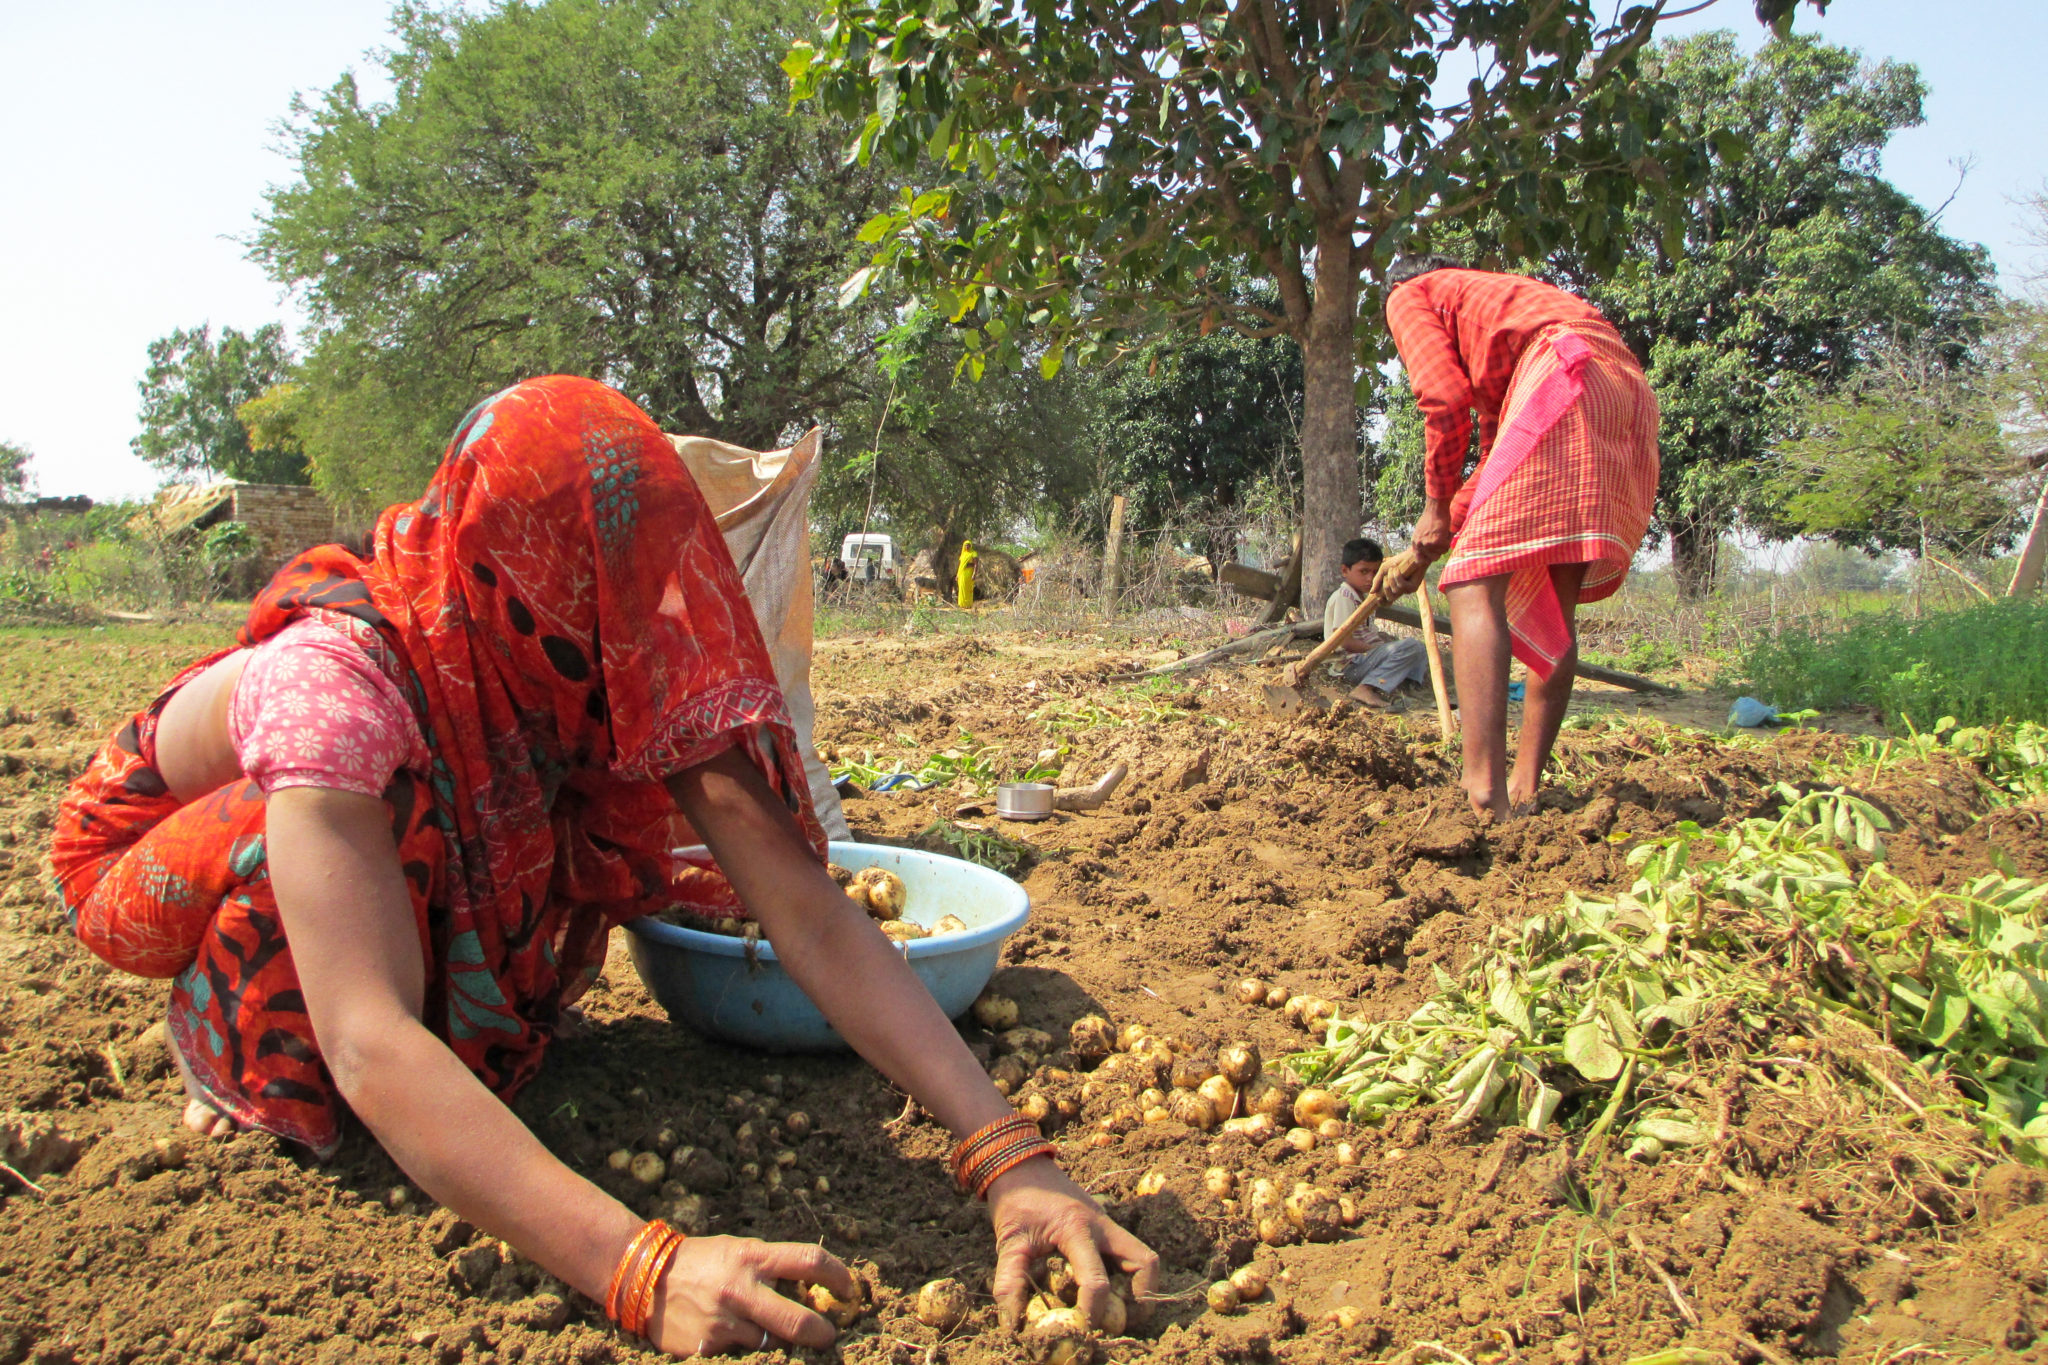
[837,532,896,585]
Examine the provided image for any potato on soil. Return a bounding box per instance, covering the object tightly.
[850,866,907,919]
[1203,1166,1237,1197]
[1228,1264,1268,1300]
[806,1280,866,1328]
[988,1055,1030,1094]
[1233,977,1267,1006]
[998,1026,1056,1059]
[1284,1126,1316,1153]
[1284,1183,1345,1242]
[1068,1015,1114,1063]
[1115,1022,1150,1052]
[972,990,1020,1032]
[916,1277,971,1332]
[629,1151,666,1186]
[1206,1281,1242,1315]
[1167,1089,1217,1130]
[1170,1052,1214,1090]
[1241,1075,1295,1120]
[1025,1307,1096,1365]
[1218,1042,1261,1087]
[1133,1169,1168,1197]
[1197,1074,1237,1118]
[1293,1087,1344,1128]
[1263,985,1289,1008]
[1221,1113,1276,1142]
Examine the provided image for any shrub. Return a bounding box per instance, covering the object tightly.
[1738,598,2048,727]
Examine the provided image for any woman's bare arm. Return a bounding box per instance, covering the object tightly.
[263,788,853,1353]
[667,747,1159,1326]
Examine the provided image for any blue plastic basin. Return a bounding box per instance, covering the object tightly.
[623,841,1030,1052]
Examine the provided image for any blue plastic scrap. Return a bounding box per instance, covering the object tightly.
[1728,696,1781,729]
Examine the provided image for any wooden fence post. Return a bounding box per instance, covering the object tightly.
[1103,494,1127,606]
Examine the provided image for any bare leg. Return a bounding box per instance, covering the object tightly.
[1508,563,1589,811]
[165,1023,237,1139]
[1444,574,1512,819]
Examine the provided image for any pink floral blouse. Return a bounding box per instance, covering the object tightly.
[228,612,428,798]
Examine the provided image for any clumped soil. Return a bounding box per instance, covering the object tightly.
[0,623,2040,1365]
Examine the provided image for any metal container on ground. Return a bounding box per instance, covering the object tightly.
[624,840,1030,1052]
[994,781,1055,822]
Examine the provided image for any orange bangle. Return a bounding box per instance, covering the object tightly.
[606,1221,672,1326]
[627,1227,687,1337]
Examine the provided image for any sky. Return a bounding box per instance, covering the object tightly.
[2,0,2044,503]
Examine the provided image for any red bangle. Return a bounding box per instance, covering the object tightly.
[951,1114,1039,1190]
[971,1138,1057,1200]
[960,1131,1055,1199]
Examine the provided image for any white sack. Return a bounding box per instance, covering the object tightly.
[667,428,850,840]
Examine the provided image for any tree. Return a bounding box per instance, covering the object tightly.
[814,307,1099,547]
[1089,310,1304,570]
[790,0,1825,610]
[1547,34,1993,598]
[132,324,306,484]
[255,0,899,514]
[1778,340,2020,560]
[0,441,32,505]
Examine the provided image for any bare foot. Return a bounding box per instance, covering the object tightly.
[1461,778,1508,821]
[165,1025,237,1139]
[1348,684,1392,711]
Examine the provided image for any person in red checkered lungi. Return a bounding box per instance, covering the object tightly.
[1377,259,1660,818]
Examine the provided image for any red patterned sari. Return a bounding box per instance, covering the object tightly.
[52,376,824,1154]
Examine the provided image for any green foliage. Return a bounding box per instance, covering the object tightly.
[1844,718,2048,806]
[1088,291,1306,563]
[830,730,1060,795]
[0,504,216,615]
[1368,374,1428,532]
[916,819,1030,875]
[255,0,896,514]
[1549,34,1994,598]
[791,0,1809,604]
[816,305,1098,546]
[1292,786,2047,1164]
[1738,598,2048,727]
[0,441,33,505]
[132,324,305,484]
[1780,343,2019,556]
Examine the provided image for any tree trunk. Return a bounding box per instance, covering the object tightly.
[2010,477,2048,597]
[1668,519,1721,601]
[1295,228,1363,617]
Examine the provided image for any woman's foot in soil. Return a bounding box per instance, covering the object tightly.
[165,1026,237,1139]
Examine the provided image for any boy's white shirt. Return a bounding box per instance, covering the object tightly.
[1322,578,1391,652]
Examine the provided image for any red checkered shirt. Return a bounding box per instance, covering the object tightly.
[1385,269,1617,500]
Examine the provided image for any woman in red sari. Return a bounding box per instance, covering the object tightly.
[1379,258,1661,818]
[51,376,1154,1354]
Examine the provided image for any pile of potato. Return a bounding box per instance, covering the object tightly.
[674,862,969,941]
[948,985,1378,1358]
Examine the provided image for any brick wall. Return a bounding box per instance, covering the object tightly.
[229,485,346,563]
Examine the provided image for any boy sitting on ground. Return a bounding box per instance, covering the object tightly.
[1324,537,1431,710]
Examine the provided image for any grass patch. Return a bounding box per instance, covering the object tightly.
[1736,598,2048,728]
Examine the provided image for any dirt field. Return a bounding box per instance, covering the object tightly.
[1,619,2044,1365]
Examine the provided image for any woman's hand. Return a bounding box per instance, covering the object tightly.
[987,1157,1160,1331]
[647,1236,857,1357]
